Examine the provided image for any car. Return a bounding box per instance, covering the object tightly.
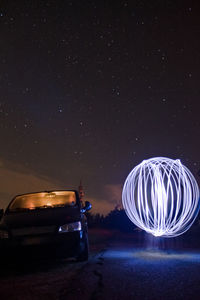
[0,190,92,261]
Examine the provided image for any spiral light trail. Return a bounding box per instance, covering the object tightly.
[122,157,200,237]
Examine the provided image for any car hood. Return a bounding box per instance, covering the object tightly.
[0,207,81,229]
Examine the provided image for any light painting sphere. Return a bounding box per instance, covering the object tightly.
[122,157,200,237]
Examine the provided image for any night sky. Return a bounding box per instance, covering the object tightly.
[0,1,200,214]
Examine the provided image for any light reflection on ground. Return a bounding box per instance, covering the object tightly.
[104,249,200,262]
[134,250,191,260]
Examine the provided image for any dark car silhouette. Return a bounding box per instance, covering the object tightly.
[0,190,92,261]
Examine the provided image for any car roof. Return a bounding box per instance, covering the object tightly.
[12,190,79,198]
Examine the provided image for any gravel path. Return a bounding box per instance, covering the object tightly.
[1,231,200,300]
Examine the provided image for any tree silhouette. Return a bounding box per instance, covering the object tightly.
[86,208,135,232]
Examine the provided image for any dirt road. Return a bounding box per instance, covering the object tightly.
[1,230,200,300]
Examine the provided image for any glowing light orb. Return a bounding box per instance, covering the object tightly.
[122,157,200,237]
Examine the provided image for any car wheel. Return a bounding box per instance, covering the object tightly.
[76,232,89,262]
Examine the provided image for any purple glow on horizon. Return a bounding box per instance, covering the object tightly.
[122,157,200,238]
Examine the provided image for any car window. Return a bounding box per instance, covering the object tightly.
[8,191,77,211]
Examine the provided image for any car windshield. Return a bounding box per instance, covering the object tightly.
[8,191,77,211]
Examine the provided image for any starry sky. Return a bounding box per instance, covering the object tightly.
[0,0,200,214]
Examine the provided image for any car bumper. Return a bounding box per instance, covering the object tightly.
[0,231,84,258]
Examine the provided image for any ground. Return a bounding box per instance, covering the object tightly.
[0,229,200,300]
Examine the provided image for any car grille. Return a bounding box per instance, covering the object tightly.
[12,226,56,236]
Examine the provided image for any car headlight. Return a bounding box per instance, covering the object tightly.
[58,221,81,233]
[0,230,9,239]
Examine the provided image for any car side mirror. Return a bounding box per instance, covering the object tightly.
[0,209,4,220]
[81,201,92,213]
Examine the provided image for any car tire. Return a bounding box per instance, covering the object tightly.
[76,232,89,262]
